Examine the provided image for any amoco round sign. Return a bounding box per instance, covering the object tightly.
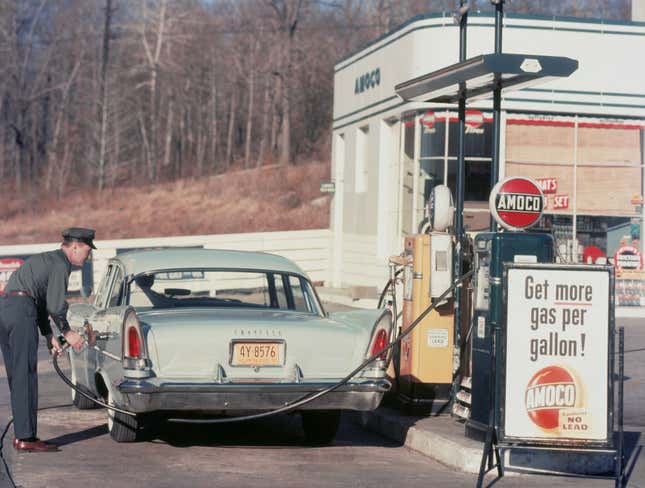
[489,176,544,231]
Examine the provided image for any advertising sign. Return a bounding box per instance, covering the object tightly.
[614,246,642,271]
[465,110,485,134]
[501,264,613,445]
[0,258,25,294]
[535,177,557,194]
[552,194,570,210]
[489,177,545,231]
[421,111,436,133]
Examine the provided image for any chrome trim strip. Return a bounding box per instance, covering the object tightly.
[118,378,391,394]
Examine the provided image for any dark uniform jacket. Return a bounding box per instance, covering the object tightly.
[5,249,72,337]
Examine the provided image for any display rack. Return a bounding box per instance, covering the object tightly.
[616,270,645,306]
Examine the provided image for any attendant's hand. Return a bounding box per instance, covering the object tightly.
[49,335,63,355]
[63,330,85,353]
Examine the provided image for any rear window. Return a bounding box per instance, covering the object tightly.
[128,269,322,315]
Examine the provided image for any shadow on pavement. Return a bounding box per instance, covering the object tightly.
[47,424,108,447]
[150,413,402,449]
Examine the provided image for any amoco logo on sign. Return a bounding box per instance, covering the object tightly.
[525,365,577,430]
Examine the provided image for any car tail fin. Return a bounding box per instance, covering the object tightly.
[365,310,394,361]
[121,308,152,377]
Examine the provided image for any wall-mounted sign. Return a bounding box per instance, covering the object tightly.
[465,110,485,134]
[535,177,557,194]
[552,194,570,210]
[320,182,335,194]
[614,245,642,271]
[421,111,436,134]
[489,177,545,231]
[502,265,613,445]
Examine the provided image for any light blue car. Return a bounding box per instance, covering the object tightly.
[67,249,392,443]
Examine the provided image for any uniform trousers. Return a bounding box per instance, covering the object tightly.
[0,295,39,439]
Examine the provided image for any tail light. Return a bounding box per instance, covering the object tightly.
[365,310,393,361]
[127,326,142,358]
[370,329,389,359]
[122,308,151,377]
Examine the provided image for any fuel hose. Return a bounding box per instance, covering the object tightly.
[52,269,473,424]
[52,348,136,417]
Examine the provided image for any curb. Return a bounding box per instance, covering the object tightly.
[357,408,616,477]
[356,408,484,474]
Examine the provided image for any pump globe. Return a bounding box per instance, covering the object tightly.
[429,185,454,232]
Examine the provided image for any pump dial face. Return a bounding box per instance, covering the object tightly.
[489,177,545,231]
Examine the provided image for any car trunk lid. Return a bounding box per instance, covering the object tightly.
[138,308,369,381]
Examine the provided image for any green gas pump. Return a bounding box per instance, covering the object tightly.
[465,177,555,440]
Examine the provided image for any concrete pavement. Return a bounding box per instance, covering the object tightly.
[0,338,639,488]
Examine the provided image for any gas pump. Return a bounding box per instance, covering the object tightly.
[465,177,555,439]
[397,185,456,408]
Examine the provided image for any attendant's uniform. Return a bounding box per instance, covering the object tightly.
[0,227,95,444]
[0,250,73,439]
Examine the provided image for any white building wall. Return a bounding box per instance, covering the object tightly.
[334,118,392,288]
[635,0,645,21]
[376,119,400,259]
[331,134,345,288]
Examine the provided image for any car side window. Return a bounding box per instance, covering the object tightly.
[289,275,311,313]
[94,264,114,309]
[271,273,288,309]
[108,267,124,308]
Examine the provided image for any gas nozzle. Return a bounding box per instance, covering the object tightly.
[83,320,97,346]
[56,334,70,354]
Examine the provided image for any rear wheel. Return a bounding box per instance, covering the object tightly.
[107,390,150,442]
[301,410,341,445]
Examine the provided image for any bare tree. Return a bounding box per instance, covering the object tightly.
[96,0,115,191]
[0,0,631,200]
[269,0,303,165]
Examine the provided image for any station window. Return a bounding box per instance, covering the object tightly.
[418,111,493,205]
[355,125,369,193]
[505,113,644,266]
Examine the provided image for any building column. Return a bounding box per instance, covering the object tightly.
[331,134,345,288]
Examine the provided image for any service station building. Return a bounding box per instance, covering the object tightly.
[330,13,645,305]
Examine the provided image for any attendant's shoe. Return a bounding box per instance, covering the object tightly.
[12,438,60,452]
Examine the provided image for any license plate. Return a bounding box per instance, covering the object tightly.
[231,341,284,367]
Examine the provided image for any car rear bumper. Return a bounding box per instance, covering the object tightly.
[117,378,391,413]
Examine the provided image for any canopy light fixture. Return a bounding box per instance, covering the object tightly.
[395,53,578,103]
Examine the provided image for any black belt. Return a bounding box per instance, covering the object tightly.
[5,291,32,298]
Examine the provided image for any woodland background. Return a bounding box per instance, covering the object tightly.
[0,0,632,243]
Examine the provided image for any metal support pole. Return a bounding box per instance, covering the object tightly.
[639,130,645,246]
[451,0,468,413]
[489,0,504,231]
[476,326,503,488]
[573,116,579,261]
[615,327,625,487]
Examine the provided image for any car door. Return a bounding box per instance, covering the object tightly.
[92,262,129,379]
[66,262,117,392]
